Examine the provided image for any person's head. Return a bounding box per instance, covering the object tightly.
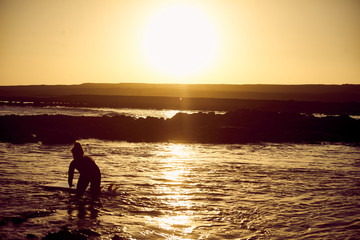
[71,142,84,159]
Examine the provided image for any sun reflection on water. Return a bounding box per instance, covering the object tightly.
[168,144,191,159]
[146,214,195,238]
[148,144,197,238]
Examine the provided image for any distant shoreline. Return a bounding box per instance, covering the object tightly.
[2,83,359,145]
[1,94,360,116]
[1,83,360,102]
[1,83,360,115]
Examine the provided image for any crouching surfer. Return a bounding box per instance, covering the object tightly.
[68,142,101,199]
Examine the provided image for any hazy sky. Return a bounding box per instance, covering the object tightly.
[1,0,359,86]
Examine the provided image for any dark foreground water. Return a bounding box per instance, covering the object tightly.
[1,139,360,239]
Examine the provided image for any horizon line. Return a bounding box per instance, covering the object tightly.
[1,82,359,87]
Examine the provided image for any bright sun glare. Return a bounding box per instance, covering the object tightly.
[142,3,218,78]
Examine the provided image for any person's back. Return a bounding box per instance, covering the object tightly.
[70,155,99,176]
[68,142,101,198]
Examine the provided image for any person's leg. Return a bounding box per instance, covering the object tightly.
[90,173,101,199]
[76,175,90,197]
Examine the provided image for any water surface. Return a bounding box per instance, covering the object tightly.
[1,140,359,239]
[0,105,225,119]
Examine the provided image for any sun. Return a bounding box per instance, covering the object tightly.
[141,3,219,79]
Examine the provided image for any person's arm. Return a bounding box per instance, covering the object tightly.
[68,161,75,188]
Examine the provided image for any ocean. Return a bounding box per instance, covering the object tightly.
[0,106,360,239]
[0,105,226,119]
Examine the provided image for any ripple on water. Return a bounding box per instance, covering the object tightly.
[1,141,360,239]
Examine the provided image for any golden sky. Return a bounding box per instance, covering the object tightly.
[1,0,359,86]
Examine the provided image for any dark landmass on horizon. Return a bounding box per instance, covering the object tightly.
[1,83,359,145]
[1,83,360,115]
[1,83,360,102]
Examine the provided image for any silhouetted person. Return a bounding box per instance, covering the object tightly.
[68,142,101,199]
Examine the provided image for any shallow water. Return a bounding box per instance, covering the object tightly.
[0,140,360,239]
[0,105,225,119]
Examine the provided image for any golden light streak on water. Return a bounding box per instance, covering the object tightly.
[146,144,197,238]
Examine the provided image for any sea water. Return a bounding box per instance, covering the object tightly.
[0,139,359,239]
[0,105,225,119]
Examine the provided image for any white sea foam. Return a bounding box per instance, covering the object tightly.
[0,105,226,119]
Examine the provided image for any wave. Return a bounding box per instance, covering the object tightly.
[0,110,359,144]
[0,105,226,119]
